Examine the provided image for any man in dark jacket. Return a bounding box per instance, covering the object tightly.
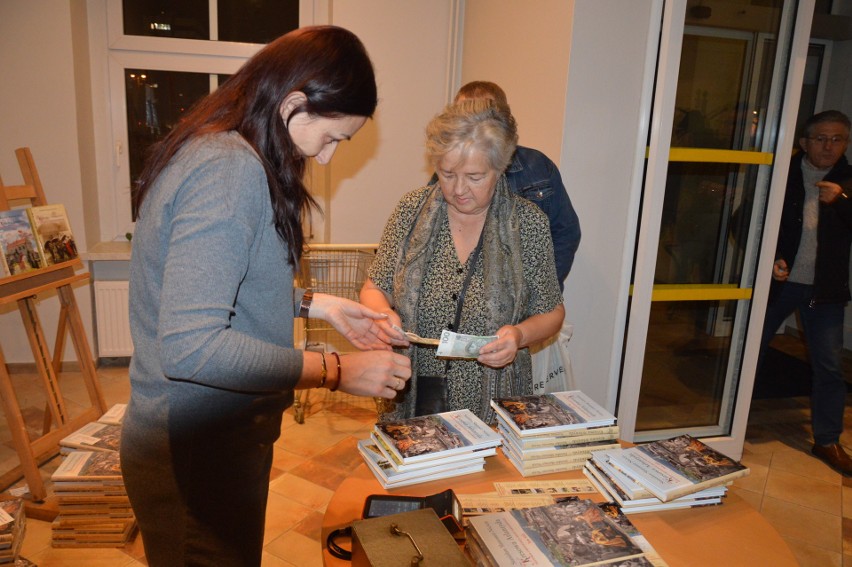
[759,110,852,474]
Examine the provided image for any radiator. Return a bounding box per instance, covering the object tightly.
[94,281,133,357]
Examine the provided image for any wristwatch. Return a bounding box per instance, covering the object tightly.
[299,290,313,318]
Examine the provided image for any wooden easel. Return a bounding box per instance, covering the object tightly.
[0,147,106,505]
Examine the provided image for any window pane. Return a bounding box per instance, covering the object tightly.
[123,0,210,40]
[218,0,299,44]
[656,163,760,286]
[636,300,738,432]
[125,70,210,188]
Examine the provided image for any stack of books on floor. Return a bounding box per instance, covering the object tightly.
[361,409,501,488]
[58,403,126,455]
[490,390,619,477]
[49,450,137,548]
[585,434,749,514]
[0,498,26,564]
[466,497,664,566]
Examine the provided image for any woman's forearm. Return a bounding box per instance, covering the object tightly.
[514,304,565,348]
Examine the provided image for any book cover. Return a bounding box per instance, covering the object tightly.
[0,248,9,278]
[369,432,497,472]
[466,498,645,566]
[60,422,121,453]
[0,209,43,275]
[357,439,485,488]
[26,203,78,266]
[97,403,127,426]
[490,391,616,437]
[372,409,501,465]
[51,450,123,482]
[607,434,748,502]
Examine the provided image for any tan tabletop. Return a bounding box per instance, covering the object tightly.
[322,450,798,566]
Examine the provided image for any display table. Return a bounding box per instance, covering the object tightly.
[322,452,798,566]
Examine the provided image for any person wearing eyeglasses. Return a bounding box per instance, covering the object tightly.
[758,109,852,475]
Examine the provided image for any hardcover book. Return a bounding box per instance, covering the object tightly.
[606,434,748,502]
[466,498,645,566]
[60,422,121,453]
[97,403,127,426]
[490,391,616,437]
[51,450,123,482]
[496,422,619,449]
[0,209,43,275]
[583,463,724,514]
[372,409,501,465]
[27,203,78,265]
[357,439,485,488]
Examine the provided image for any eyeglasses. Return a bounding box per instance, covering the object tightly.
[807,135,849,145]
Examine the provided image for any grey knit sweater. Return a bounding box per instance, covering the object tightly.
[125,131,304,433]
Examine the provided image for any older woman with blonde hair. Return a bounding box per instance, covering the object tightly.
[362,99,565,422]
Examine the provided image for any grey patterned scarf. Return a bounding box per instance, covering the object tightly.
[377,176,532,422]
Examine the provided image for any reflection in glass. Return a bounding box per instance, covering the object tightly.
[125,70,209,191]
[656,163,760,287]
[123,0,209,40]
[636,300,737,432]
[122,0,299,44]
[218,0,299,44]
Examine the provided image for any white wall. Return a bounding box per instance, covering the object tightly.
[323,1,457,244]
[461,0,573,161]
[0,1,94,364]
[560,2,658,409]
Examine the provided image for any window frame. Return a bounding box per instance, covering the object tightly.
[97,0,319,240]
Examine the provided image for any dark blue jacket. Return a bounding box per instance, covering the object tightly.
[774,153,852,303]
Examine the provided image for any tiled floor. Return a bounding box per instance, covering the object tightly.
[2,357,852,566]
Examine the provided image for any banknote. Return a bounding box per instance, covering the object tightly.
[391,325,440,346]
[436,329,498,359]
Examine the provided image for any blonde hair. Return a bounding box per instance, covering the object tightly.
[425,98,518,172]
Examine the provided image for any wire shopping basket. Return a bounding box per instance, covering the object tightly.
[293,244,377,423]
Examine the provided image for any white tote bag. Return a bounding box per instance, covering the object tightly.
[530,321,575,394]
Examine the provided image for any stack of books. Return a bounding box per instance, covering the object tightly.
[58,404,126,455]
[50,451,137,548]
[585,448,727,514]
[490,390,619,477]
[585,435,749,513]
[59,422,121,455]
[0,499,26,564]
[361,409,501,488]
[466,498,656,566]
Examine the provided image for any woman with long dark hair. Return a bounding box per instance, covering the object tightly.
[121,26,410,566]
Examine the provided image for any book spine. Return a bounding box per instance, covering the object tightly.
[497,422,620,443]
[505,440,621,460]
[500,428,620,449]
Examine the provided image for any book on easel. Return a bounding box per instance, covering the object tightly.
[26,203,78,266]
[0,209,43,276]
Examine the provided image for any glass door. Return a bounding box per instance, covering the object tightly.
[618,0,813,453]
